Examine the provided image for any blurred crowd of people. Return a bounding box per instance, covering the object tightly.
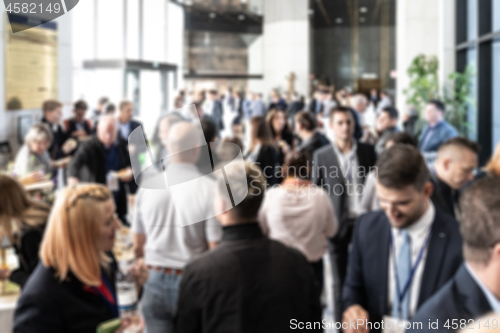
[1,83,500,333]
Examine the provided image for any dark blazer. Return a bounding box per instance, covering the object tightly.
[349,108,364,141]
[174,223,322,333]
[430,172,459,219]
[312,142,377,241]
[298,132,330,163]
[211,100,224,132]
[67,135,135,218]
[255,144,279,187]
[14,261,118,333]
[10,227,44,288]
[342,210,463,331]
[307,99,321,114]
[407,265,492,333]
[41,118,68,160]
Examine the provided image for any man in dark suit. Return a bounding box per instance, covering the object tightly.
[342,145,463,333]
[294,110,329,163]
[312,106,377,322]
[41,100,70,161]
[206,90,224,135]
[307,89,326,115]
[407,177,500,332]
[117,100,143,142]
[67,115,136,225]
[430,137,479,220]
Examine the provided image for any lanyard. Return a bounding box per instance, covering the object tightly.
[390,224,433,319]
[91,271,119,318]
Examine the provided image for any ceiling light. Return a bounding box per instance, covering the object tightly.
[336,18,343,24]
[238,14,245,20]
[360,7,368,13]
[209,12,217,19]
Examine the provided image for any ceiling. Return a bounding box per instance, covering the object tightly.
[311,0,396,29]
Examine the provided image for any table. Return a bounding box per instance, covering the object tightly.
[0,293,19,332]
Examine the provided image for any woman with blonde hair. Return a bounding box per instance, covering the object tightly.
[14,184,148,332]
[0,175,50,287]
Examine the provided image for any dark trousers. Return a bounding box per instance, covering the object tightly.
[310,259,324,293]
[328,220,355,323]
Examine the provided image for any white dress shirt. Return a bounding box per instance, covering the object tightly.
[332,141,361,218]
[388,201,435,318]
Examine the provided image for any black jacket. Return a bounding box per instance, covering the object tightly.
[175,223,322,333]
[67,135,136,218]
[255,144,279,187]
[9,227,44,288]
[41,118,68,160]
[342,210,463,331]
[298,132,330,163]
[407,265,492,333]
[14,260,118,333]
[430,171,459,219]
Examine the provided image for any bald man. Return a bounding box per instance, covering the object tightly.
[67,115,135,225]
[430,137,480,220]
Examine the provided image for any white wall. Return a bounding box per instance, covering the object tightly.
[0,12,73,156]
[263,0,310,99]
[396,0,455,114]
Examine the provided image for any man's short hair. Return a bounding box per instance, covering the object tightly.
[382,106,399,120]
[74,100,88,110]
[119,100,133,110]
[200,119,217,143]
[295,110,317,132]
[284,151,310,180]
[208,90,218,96]
[376,145,429,190]
[25,122,53,145]
[437,137,481,156]
[460,177,500,265]
[329,106,352,122]
[98,97,109,105]
[216,161,265,221]
[429,100,445,112]
[42,100,62,113]
[384,132,417,148]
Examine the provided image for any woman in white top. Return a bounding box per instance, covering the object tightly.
[258,151,338,290]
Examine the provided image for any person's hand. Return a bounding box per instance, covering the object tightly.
[279,140,291,156]
[72,130,87,138]
[62,138,78,154]
[0,269,11,280]
[342,305,370,333]
[130,258,148,288]
[53,157,71,169]
[67,177,80,187]
[117,168,133,182]
[19,171,46,185]
[115,314,144,333]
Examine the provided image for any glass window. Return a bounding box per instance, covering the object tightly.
[494,0,500,32]
[467,47,477,141]
[467,0,477,41]
[493,40,500,148]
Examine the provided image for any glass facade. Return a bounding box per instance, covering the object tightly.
[467,47,477,141]
[467,0,477,40]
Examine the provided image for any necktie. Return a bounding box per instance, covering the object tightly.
[392,230,412,320]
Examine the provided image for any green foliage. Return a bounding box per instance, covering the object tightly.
[403,55,440,114]
[442,66,475,137]
[404,54,474,137]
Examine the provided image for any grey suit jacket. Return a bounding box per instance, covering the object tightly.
[311,142,377,241]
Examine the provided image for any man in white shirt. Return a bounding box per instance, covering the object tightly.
[408,177,500,332]
[132,122,222,333]
[342,144,462,333]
